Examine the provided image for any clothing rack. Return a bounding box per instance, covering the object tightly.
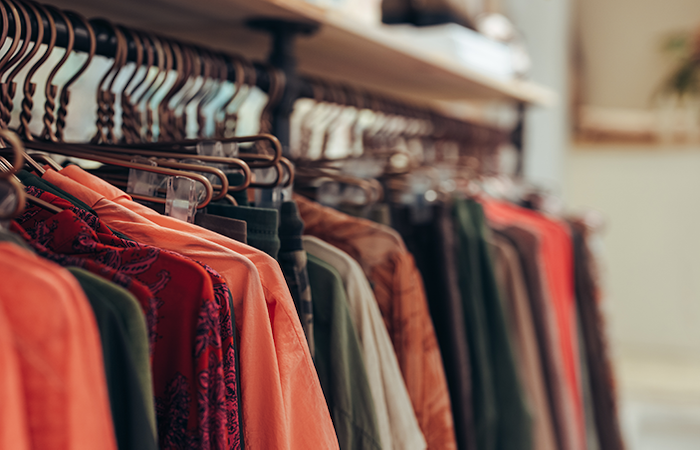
[4,5,511,160]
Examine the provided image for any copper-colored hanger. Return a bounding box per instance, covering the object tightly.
[0,2,9,67]
[55,10,95,142]
[294,165,381,207]
[103,25,130,144]
[1,0,39,127]
[319,82,349,159]
[0,168,27,219]
[0,128,60,216]
[0,0,21,80]
[197,52,230,138]
[0,148,45,175]
[172,45,203,140]
[40,5,74,142]
[149,37,177,141]
[138,33,168,142]
[81,148,231,200]
[1,0,32,84]
[215,54,248,138]
[124,133,283,168]
[0,157,59,216]
[0,126,23,178]
[25,150,62,171]
[128,31,154,105]
[22,139,215,208]
[18,1,57,141]
[0,0,18,132]
[90,18,127,144]
[124,31,155,144]
[188,50,214,137]
[157,39,187,141]
[0,152,62,214]
[119,26,144,144]
[63,141,252,192]
[0,1,13,74]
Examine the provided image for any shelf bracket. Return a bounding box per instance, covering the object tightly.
[512,101,526,178]
[248,19,319,156]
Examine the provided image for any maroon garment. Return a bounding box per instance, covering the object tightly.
[15,186,241,450]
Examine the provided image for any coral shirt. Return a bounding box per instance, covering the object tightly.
[0,242,118,450]
[44,167,338,450]
[480,199,586,450]
[0,271,31,450]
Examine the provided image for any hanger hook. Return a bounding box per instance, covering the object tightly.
[90,18,126,144]
[54,10,95,142]
[0,0,21,79]
[119,27,144,144]
[19,1,57,141]
[40,5,74,142]
[143,35,171,142]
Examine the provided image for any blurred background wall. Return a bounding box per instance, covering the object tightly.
[565,0,700,447]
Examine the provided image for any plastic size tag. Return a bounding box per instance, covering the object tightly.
[127,156,158,196]
[165,176,196,223]
[196,140,237,172]
[196,140,224,158]
[254,166,282,211]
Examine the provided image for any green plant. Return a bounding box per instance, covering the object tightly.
[659,28,700,99]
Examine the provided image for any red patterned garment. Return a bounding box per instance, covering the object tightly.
[13,186,241,450]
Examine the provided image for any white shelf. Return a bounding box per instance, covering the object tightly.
[47,0,557,108]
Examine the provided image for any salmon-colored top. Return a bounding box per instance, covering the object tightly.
[0,265,30,450]
[0,242,117,450]
[481,199,586,450]
[295,195,458,450]
[44,167,338,450]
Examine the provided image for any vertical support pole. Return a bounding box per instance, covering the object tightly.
[248,19,318,157]
[511,101,526,178]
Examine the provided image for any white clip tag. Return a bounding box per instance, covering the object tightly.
[254,166,282,210]
[197,140,238,173]
[127,156,158,196]
[165,176,196,223]
[222,141,239,157]
[196,140,224,158]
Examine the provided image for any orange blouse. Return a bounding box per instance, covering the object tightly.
[44,167,338,450]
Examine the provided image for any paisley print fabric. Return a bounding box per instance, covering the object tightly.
[14,186,241,450]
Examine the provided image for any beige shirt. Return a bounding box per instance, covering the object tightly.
[303,236,427,450]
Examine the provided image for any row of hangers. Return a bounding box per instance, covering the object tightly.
[0,0,511,220]
[287,75,509,208]
[0,0,296,217]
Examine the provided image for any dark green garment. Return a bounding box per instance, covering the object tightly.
[306,254,382,450]
[205,202,280,259]
[453,198,532,450]
[576,314,601,450]
[67,267,158,450]
[227,173,250,206]
[391,202,476,450]
[278,201,314,355]
[194,212,248,244]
